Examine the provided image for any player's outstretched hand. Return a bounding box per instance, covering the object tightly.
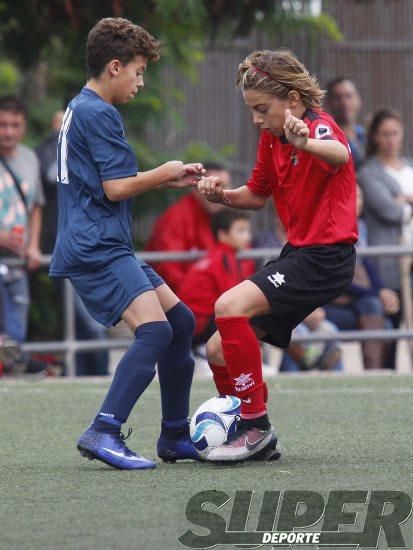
[165,161,205,188]
[197,176,227,204]
[284,109,310,149]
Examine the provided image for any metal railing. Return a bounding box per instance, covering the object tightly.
[2,245,413,376]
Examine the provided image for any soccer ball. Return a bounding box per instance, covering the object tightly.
[190,395,241,459]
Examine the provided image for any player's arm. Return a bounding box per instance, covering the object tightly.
[197,178,268,211]
[302,138,349,167]
[103,161,203,201]
[284,109,349,167]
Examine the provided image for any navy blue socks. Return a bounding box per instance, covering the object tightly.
[157,302,195,426]
[95,321,172,426]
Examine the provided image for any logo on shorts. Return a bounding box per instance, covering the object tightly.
[234,373,255,392]
[267,272,285,288]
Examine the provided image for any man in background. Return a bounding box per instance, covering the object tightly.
[325,77,365,170]
[0,95,44,343]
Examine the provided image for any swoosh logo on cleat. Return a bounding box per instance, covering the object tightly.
[102,448,145,461]
[241,398,251,403]
[245,433,270,451]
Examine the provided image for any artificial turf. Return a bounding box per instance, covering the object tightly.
[1,373,412,550]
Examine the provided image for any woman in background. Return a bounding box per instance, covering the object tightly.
[357,108,413,368]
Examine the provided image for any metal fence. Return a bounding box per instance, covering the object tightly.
[3,245,412,376]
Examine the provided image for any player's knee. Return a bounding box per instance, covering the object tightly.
[215,292,241,318]
[175,302,195,334]
[141,320,173,353]
[206,334,224,364]
[166,302,195,338]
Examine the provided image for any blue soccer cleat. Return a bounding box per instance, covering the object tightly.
[157,421,202,463]
[77,426,155,470]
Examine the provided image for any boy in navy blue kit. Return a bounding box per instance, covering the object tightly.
[50,18,204,470]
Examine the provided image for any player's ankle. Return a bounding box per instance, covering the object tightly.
[240,413,271,430]
[92,414,122,434]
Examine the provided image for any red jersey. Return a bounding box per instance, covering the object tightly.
[177,242,256,335]
[145,193,216,291]
[246,109,358,247]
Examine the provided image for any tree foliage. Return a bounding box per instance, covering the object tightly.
[0,1,341,70]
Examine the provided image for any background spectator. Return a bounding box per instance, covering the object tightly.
[0,95,44,343]
[358,109,412,289]
[145,162,232,292]
[178,210,255,347]
[35,109,109,376]
[357,108,411,368]
[324,185,399,369]
[280,308,343,372]
[325,77,365,170]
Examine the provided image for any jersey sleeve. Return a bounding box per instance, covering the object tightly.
[246,132,276,197]
[86,108,138,181]
[307,117,344,174]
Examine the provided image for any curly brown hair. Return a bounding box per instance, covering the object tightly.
[87,18,161,78]
[236,49,324,109]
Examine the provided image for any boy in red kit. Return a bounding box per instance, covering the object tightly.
[197,49,357,462]
[178,210,255,346]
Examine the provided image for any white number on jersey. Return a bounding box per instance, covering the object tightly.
[57,108,73,184]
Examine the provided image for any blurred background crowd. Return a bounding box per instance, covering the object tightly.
[0,0,412,377]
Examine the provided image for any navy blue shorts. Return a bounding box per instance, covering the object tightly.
[69,255,165,327]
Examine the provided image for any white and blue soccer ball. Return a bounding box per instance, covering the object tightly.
[190,395,241,459]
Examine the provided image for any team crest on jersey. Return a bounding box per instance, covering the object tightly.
[290,152,299,165]
[315,123,333,139]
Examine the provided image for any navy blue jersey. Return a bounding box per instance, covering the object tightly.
[49,87,138,277]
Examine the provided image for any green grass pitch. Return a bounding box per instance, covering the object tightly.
[1,374,412,550]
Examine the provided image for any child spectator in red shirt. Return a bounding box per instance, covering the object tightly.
[178,210,255,346]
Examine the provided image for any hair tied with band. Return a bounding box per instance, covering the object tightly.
[251,66,272,79]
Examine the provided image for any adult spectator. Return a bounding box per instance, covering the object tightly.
[145,162,231,292]
[357,108,411,367]
[36,109,109,376]
[0,95,44,342]
[178,210,255,347]
[325,77,365,170]
[324,185,399,369]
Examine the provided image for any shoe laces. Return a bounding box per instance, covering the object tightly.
[224,416,249,445]
[120,427,133,441]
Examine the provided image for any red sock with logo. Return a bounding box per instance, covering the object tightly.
[209,365,268,403]
[209,363,234,396]
[216,316,266,419]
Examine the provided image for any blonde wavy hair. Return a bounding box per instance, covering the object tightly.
[236,49,325,109]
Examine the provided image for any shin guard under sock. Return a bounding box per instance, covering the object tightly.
[216,316,266,419]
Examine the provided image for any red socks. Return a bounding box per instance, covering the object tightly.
[215,316,266,419]
[209,362,268,404]
[209,363,234,396]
